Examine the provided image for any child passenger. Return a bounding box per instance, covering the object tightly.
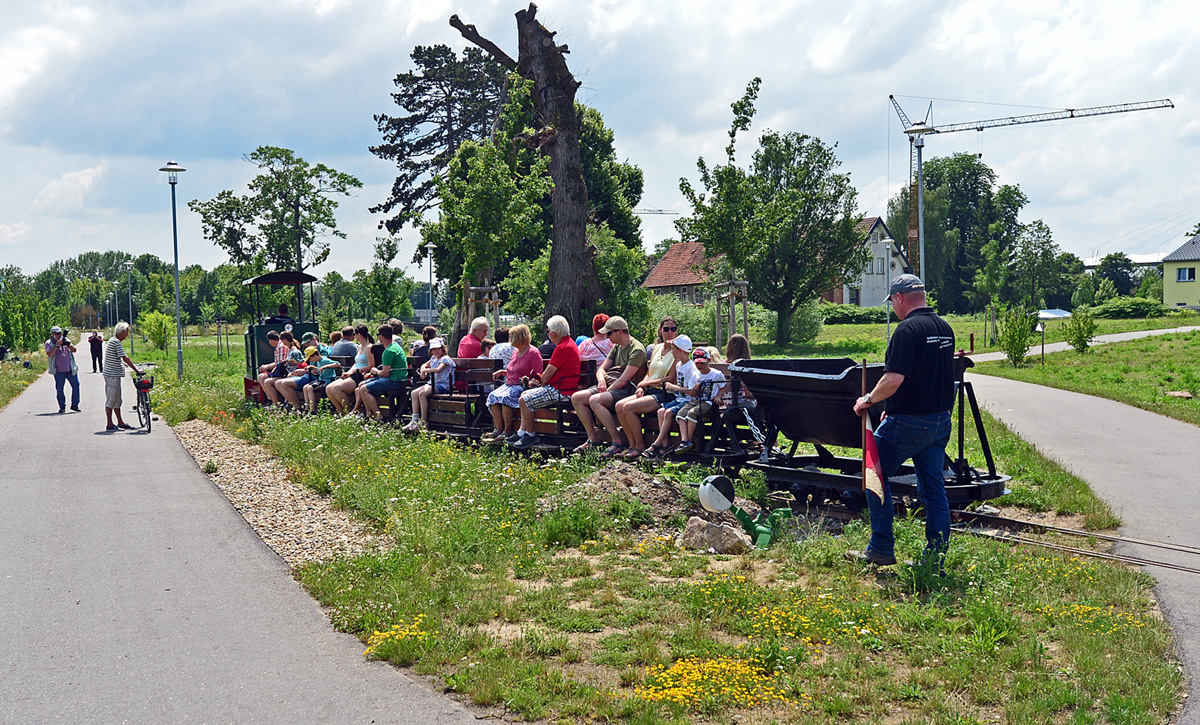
[404,338,454,432]
[673,348,726,454]
[643,336,698,458]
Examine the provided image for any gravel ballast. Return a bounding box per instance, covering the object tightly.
[173,419,381,568]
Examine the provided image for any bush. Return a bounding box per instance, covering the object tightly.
[139,310,175,351]
[1091,296,1167,319]
[1062,307,1098,354]
[819,303,888,325]
[997,306,1034,367]
[789,299,824,344]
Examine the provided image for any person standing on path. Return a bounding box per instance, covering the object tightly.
[848,274,956,570]
[103,322,139,431]
[88,329,104,373]
[44,326,80,413]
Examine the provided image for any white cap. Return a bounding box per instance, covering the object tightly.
[671,334,693,353]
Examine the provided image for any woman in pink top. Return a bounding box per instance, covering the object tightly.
[577,313,613,363]
[484,324,543,439]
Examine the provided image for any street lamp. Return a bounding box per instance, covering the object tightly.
[882,237,896,341]
[159,161,186,380]
[124,260,135,354]
[425,241,437,325]
[114,281,120,323]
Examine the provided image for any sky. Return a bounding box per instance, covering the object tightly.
[3,0,1200,284]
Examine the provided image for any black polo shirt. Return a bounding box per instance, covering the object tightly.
[883,307,955,415]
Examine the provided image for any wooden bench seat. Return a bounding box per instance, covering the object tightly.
[423,358,501,435]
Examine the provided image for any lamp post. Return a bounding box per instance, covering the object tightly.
[882,237,896,341]
[114,281,120,323]
[159,161,186,380]
[124,260,134,354]
[425,241,437,325]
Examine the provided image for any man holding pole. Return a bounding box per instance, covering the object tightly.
[848,274,955,570]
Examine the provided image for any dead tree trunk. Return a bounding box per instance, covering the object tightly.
[451,3,603,332]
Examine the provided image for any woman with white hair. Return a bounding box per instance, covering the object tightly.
[456,316,489,358]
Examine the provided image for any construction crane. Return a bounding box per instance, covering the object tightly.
[633,208,680,215]
[889,95,1174,282]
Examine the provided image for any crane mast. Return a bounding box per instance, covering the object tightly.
[888,95,1173,283]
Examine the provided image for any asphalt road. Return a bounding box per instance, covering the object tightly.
[969,373,1200,724]
[967,324,1200,363]
[0,369,475,724]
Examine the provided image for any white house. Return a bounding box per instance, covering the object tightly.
[821,217,912,307]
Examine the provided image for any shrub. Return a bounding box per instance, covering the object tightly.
[1091,296,1167,319]
[819,303,888,325]
[139,310,175,351]
[789,299,824,344]
[1062,307,1098,354]
[1094,277,1117,304]
[997,306,1034,367]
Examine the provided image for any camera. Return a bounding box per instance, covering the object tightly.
[58,331,71,346]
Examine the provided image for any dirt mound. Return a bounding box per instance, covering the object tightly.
[537,462,744,528]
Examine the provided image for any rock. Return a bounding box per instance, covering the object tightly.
[679,516,751,554]
[1166,390,1193,399]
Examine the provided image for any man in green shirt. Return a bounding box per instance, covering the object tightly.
[361,323,409,420]
[569,315,647,456]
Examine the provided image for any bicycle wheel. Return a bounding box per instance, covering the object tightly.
[137,390,151,432]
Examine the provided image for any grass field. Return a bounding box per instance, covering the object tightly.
[145,334,1179,724]
[0,353,43,411]
[975,330,1200,429]
[756,313,1198,362]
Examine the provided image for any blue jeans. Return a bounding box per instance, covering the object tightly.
[54,371,80,410]
[866,412,952,559]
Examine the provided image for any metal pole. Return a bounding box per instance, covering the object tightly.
[170,180,183,380]
[427,248,434,325]
[114,282,120,323]
[127,265,134,354]
[915,135,926,283]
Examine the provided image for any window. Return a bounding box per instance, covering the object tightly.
[875,257,885,275]
[849,288,861,306]
[1178,267,1196,282]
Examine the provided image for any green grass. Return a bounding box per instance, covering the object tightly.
[146,336,1178,723]
[975,330,1200,429]
[0,353,43,411]
[755,312,1198,361]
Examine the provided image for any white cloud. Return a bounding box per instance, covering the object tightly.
[32,164,106,214]
[0,222,30,246]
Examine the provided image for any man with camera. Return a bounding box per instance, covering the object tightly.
[44,326,80,413]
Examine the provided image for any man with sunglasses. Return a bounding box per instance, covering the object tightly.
[848,274,956,572]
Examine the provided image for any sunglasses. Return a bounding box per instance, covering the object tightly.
[661,326,677,332]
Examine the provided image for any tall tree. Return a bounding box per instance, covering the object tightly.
[1010,220,1059,308]
[1096,252,1137,296]
[578,105,643,248]
[190,146,362,320]
[679,79,866,345]
[370,44,507,233]
[364,237,414,319]
[451,3,604,328]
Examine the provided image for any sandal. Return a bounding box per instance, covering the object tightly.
[572,439,602,455]
[622,447,645,460]
[600,443,627,459]
[641,444,665,459]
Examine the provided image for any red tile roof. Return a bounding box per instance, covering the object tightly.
[642,242,709,289]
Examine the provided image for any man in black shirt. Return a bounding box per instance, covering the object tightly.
[848,274,955,570]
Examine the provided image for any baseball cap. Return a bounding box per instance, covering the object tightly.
[429,337,445,350]
[691,347,711,362]
[301,332,317,342]
[599,316,628,334]
[886,274,925,301]
[304,346,319,359]
[50,326,63,334]
[672,334,693,353]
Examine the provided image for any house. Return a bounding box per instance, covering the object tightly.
[821,217,911,307]
[641,241,709,303]
[1162,234,1200,307]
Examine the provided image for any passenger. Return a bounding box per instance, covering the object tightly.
[388,318,406,346]
[329,326,358,358]
[614,319,684,459]
[721,334,756,409]
[409,325,437,365]
[279,331,302,363]
[360,324,409,421]
[325,325,374,415]
[673,348,726,454]
[350,335,388,415]
[569,315,646,457]
[275,346,322,410]
[489,327,515,366]
[300,331,322,358]
[255,330,289,405]
[537,337,556,357]
[302,348,341,413]
[457,317,489,358]
[510,315,581,450]
[483,324,542,441]
[577,314,613,363]
[327,330,342,348]
[480,338,496,358]
[644,338,699,458]
[404,338,453,432]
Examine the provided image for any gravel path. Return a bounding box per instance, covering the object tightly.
[173,418,382,568]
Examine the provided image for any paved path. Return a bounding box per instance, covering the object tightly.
[0,371,475,724]
[967,324,1200,363]
[968,373,1200,724]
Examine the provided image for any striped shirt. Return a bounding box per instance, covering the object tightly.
[103,337,127,377]
[274,342,290,364]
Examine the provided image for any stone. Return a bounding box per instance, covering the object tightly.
[1166,390,1193,399]
[679,516,751,554]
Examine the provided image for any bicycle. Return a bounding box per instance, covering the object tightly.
[133,365,155,433]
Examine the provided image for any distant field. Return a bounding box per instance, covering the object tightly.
[974,330,1200,428]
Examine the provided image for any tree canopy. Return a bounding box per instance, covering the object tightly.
[678,78,865,345]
